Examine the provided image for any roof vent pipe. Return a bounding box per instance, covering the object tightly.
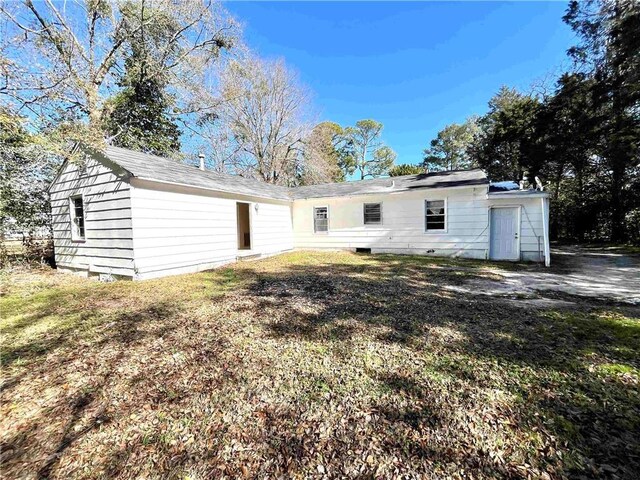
[198,153,205,171]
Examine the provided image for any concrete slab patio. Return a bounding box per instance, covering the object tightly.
[445,245,640,305]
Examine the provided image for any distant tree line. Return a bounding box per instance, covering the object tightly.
[420,1,639,244]
[0,0,399,263]
[1,0,637,252]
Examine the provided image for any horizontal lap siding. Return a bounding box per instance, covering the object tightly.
[293,189,546,262]
[292,187,490,258]
[253,202,294,255]
[130,182,293,278]
[489,197,545,261]
[50,159,134,276]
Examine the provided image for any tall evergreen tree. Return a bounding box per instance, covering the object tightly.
[103,1,181,156]
[422,117,479,171]
[535,74,603,240]
[563,0,640,241]
[389,164,425,176]
[470,86,541,182]
[301,122,351,184]
[103,60,181,156]
[340,120,396,180]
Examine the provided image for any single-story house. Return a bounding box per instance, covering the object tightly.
[49,145,550,280]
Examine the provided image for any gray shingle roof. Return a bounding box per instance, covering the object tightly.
[289,169,488,199]
[102,145,291,200]
[98,145,488,201]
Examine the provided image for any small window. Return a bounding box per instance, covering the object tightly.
[313,206,328,233]
[70,196,85,240]
[364,203,382,225]
[425,199,446,231]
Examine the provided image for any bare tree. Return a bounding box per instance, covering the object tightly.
[192,116,243,173]
[0,0,239,147]
[216,56,312,185]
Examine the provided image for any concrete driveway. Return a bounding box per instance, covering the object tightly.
[447,245,640,306]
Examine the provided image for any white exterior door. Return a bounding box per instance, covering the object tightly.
[490,207,519,260]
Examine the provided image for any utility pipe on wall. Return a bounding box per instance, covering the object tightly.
[540,196,551,267]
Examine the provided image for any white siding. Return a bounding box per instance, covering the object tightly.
[292,187,547,262]
[50,158,134,277]
[50,154,548,280]
[129,179,293,280]
[489,196,546,262]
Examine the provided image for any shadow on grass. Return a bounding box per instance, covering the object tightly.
[236,254,639,478]
[1,252,638,478]
[1,284,180,367]
[1,300,182,475]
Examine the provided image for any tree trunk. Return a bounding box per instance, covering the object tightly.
[576,170,585,242]
[549,163,564,241]
[609,160,626,242]
[608,0,628,243]
[86,83,102,133]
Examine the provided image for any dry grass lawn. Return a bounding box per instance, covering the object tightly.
[1,251,639,479]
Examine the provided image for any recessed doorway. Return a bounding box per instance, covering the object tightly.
[236,202,251,250]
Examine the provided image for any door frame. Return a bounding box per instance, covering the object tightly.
[488,205,521,261]
[236,201,253,251]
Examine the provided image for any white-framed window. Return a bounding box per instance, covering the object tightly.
[425,199,446,232]
[313,206,329,233]
[69,195,86,241]
[364,202,382,225]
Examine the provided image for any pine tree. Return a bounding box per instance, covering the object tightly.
[104,62,181,157]
[470,87,541,182]
[103,1,181,157]
[563,0,640,241]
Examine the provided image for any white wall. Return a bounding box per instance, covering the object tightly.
[129,179,293,279]
[292,187,546,262]
[50,156,547,281]
[50,158,135,277]
[293,186,491,259]
[488,195,546,262]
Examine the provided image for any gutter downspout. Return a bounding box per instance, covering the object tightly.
[541,196,551,267]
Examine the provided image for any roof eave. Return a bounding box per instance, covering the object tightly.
[131,176,292,202]
[291,180,488,201]
[487,190,550,198]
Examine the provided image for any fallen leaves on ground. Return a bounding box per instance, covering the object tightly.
[1,251,638,479]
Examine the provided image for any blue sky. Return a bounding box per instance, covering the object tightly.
[225,1,577,166]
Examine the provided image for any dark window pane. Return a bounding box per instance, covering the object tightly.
[426,221,445,230]
[364,203,381,224]
[77,218,85,237]
[425,200,446,230]
[314,207,328,232]
[314,207,327,218]
[73,198,83,214]
[71,197,85,238]
[426,216,445,230]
